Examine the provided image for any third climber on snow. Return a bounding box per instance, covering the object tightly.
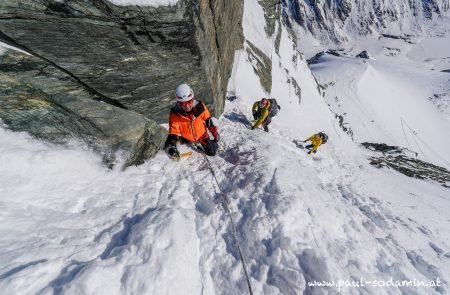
[164,83,220,160]
[303,132,328,154]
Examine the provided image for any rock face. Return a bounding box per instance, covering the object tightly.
[356,50,370,59]
[0,0,243,165]
[195,0,244,114]
[362,142,450,188]
[246,41,272,93]
[0,50,167,167]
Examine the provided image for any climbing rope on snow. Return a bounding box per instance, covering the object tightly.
[400,117,413,151]
[401,117,426,158]
[401,117,450,167]
[203,155,254,295]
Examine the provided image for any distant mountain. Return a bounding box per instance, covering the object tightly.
[285,0,450,42]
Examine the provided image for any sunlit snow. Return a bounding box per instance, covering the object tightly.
[1,1,449,294]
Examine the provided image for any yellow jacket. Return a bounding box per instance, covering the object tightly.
[252,100,271,128]
[306,134,323,153]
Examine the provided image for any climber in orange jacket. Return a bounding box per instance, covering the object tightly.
[303,132,328,154]
[164,83,219,159]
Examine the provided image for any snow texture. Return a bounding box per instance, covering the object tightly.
[1,0,450,294]
[309,34,450,169]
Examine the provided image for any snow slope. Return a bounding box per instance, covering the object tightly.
[1,1,450,295]
[309,35,450,169]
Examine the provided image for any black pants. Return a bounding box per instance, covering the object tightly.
[201,137,219,156]
[262,116,272,127]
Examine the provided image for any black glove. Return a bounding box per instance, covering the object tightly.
[167,146,180,159]
[307,151,311,154]
[278,105,281,110]
[251,126,255,130]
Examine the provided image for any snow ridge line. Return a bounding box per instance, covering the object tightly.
[203,154,254,295]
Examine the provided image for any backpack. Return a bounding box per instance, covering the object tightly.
[268,98,280,117]
[319,132,328,144]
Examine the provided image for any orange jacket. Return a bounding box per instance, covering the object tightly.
[168,100,211,142]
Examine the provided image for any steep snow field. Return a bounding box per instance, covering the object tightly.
[1,2,450,295]
[308,34,450,169]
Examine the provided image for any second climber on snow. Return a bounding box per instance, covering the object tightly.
[251,98,281,132]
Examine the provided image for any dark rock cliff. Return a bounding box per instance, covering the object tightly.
[362,142,450,188]
[0,49,168,167]
[0,0,243,165]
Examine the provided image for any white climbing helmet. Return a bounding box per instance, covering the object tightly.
[175,83,194,102]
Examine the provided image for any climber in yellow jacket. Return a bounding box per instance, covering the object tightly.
[251,98,280,132]
[303,132,328,154]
